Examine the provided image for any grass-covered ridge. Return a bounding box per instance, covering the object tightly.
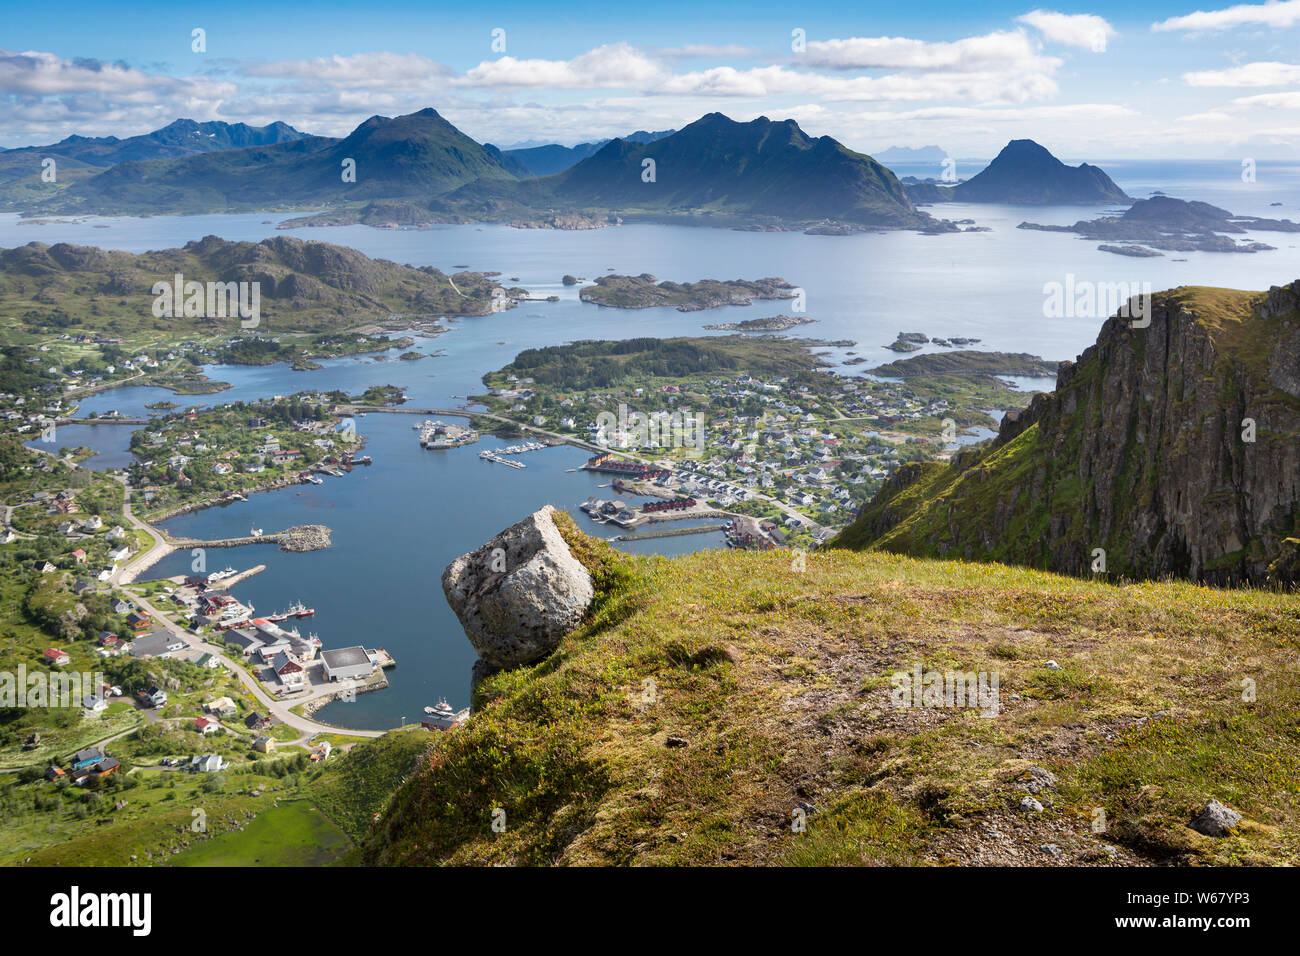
[361,518,1300,866]
[0,235,502,336]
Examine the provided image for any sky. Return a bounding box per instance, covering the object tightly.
[3,0,1300,158]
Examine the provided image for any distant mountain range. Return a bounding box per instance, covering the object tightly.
[4,110,1136,228]
[905,139,1130,205]
[16,109,934,231]
[0,119,308,208]
[874,145,949,164]
[504,130,675,177]
[31,109,523,215]
[3,118,306,167]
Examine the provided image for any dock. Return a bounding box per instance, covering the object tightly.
[166,524,333,552]
[207,564,266,589]
[614,523,728,541]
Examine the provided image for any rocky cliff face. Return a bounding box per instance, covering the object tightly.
[836,281,1300,586]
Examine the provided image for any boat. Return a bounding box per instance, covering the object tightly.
[207,567,237,583]
[250,527,263,537]
[424,698,455,716]
[287,600,315,618]
[478,450,526,469]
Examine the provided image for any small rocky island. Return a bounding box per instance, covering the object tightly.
[1020,196,1300,254]
[703,313,815,332]
[579,273,798,311]
[870,350,1060,378]
[884,331,983,352]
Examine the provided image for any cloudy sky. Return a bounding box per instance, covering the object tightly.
[4,0,1300,159]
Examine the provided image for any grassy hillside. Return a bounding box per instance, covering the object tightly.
[0,235,503,335]
[361,515,1300,866]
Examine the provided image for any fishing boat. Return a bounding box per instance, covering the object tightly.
[421,698,464,730]
[287,600,315,618]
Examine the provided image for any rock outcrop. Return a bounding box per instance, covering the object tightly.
[442,505,595,671]
[836,281,1300,586]
[1191,800,1241,837]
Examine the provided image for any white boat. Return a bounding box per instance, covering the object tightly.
[250,527,263,537]
[424,698,455,716]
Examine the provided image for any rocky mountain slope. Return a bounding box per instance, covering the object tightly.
[548,113,930,228]
[835,281,1300,586]
[907,139,1129,205]
[34,109,521,215]
[3,118,306,167]
[504,129,675,176]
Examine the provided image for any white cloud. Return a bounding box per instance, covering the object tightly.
[1232,90,1300,106]
[1174,110,1236,121]
[0,48,225,98]
[1152,0,1300,32]
[1184,61,1300,85]
[245,52,452,90]
[801,30,1053,72]
[0,48,235,146]
[656,44,755,58]
[658,64,1058,103]
[1016,10,1117,51]
[457,43,664,89]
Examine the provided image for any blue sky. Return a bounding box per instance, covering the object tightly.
[4,0,1300,157]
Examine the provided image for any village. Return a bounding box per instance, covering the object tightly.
[480,357,1022,539]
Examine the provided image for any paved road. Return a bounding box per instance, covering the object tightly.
[112,478,174,585]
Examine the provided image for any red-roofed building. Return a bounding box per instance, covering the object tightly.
[43,648,70,666]
[194,716,219,736]
[71,549,86,563]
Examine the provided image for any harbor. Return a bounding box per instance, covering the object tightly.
[418,419,479,449]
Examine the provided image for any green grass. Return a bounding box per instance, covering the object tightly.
[168,800,350,866]
[358,516,1300,866]
[305,729,433,843]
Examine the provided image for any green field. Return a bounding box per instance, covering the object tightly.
[169,800,350,866]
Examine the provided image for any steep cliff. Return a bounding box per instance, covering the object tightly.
[835,281,1300,586]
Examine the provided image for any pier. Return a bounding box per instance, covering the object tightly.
[614,523,728,541]
[166,525,332,552]
[206,564,266,589]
